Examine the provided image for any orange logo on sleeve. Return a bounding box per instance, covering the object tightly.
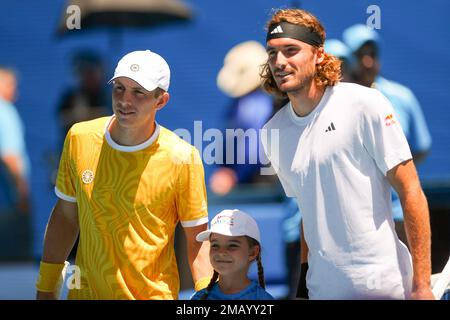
[385,114,397,126]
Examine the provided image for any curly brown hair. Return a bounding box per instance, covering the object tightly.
[261,8,342,98]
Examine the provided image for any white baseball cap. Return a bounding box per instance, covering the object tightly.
[109,50,170,92]
[196,209,261,243]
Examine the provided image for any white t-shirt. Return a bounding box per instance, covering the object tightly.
[262,83,413,299]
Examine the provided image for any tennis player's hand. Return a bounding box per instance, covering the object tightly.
[36,291,58,300]
[410,287,435,300]
[296,262,309,299]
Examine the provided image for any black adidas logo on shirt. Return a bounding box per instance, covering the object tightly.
[325,122,336,132]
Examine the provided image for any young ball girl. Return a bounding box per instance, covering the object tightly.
[191,209,274,300]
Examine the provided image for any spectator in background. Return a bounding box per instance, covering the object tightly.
[48,50,111,192]
[209,41,285,196]
[0,66,31,260]
[57,50,111,145]
[324,39,354,82]
[342,24,432,244]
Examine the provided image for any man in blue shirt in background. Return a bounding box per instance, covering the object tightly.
[342,24,432,244]
[0,66,31,260]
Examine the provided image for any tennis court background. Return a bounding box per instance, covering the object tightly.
[0,0,449,299]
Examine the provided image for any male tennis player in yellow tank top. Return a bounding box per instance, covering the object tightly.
[36,50,213,299]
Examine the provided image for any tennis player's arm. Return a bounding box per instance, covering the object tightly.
[36,199,79,299]
[300,220,308,263]
[296,220,309,298]
[184,224,213,287]
[387,159,434,300]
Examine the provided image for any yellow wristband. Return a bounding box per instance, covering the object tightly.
[36,261,66,292]
[194,276,211,291]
